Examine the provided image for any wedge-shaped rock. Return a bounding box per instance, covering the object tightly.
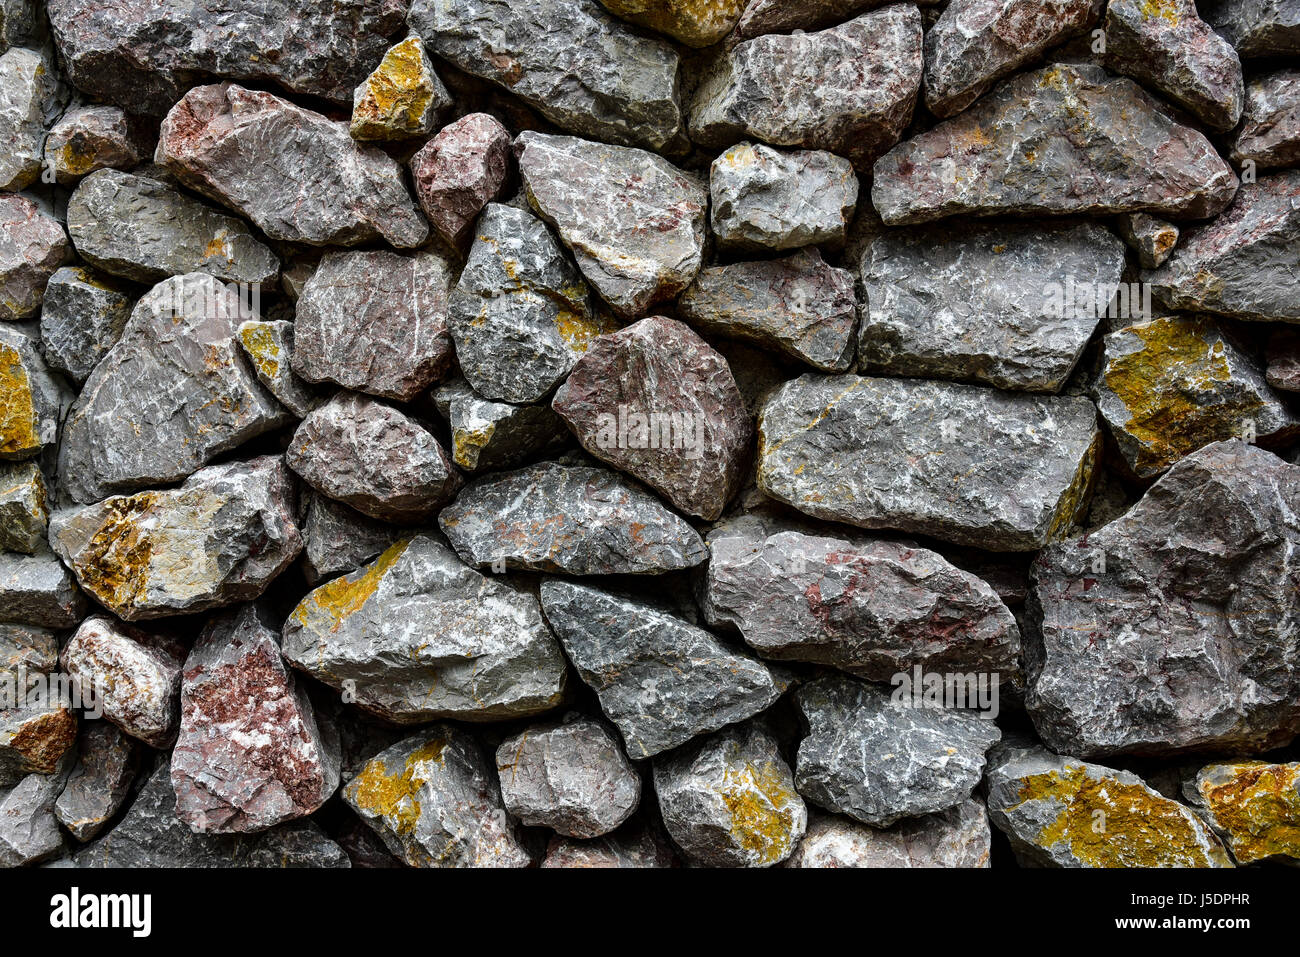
[344,726,531,868]
[857,221,1126,392]
[702,513,1020,681]
[1116,212,1179,270]
[517,132,707,319]
[0,46,63,191]
[0,762,69,866]
[283,536,568,724]
[540,579,780,758]
[599,0,746,45]
[757,375,1100,551]
[986,744,1232,867]
[873,64,1239,224]
[690,5,922,170]
[350,35,451,142]
[1232,70,1300,170]
[1028,441,1300,756]
[924,0,1101,118]
[1203,0,1300,57]
[409,0,683,152]
[496,715,641,838]
[50,457,302,622]
[172,606,339,835]
[433,378,569,473]
[0,325,66,461]
[785,801,993,868]
[46,0,406,114]
[38,267,132,384]
[1143,171,1300,323]
[441,462,707,575]
[53,721,138,842]
[1094,315,1299,477]
[42,105,149,186]
[156,84,428,248]
[0,459,45,552]
[286,394,461,524]
[411,113,511,249]
[0,545,86,628]
[448,203,607,403]
[1187,762,1300,865]
[236,320,321,419]
[293,250,454,402]
[0,194,68,322]
[553,316,752,521]
[300,494,405,587]
[795,676,1000,827]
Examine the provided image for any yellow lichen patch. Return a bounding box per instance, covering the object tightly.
[601,0,748,46]
[1197,762,1300,864]
[293,539,411,631]
[59,139,97,177]
[203,233,235,266]
[453,424,496,470]
[238,322,282,381]
[723,142,759,168]
[356,37,434,132]
[554,308,609,354]
[0,342,39,457]
[1044,433,1099,542]
[719,759,800,865]
[1013,764,1231,867]
[349,737,448,837]
[1139,0,1182,24]
[72,494,161,612]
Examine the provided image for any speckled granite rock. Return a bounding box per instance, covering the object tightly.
[1232,70,1300,170]
[0,546,86,628]
[42,105,149,186]
[37,267,132,384]
[433,378,569,472]
[350,35,451,142]
[1116,213,1179,270]
[410,112,511,249]
[0,459,45,553]
[0,46,63,191]
[785,801,993,868]
[53,721,138,842]
[0,194,68,322]
[1,324,67,461]
[1186,761,1300,864]
[1203,0,1300,58]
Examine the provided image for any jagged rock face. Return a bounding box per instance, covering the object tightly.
[1187,761,1300,864]
[599,0,748,46]
[237,320,322,419]
[350,36,451,142]
[735,0,930,39]
[1027,442,1300,757]
[0,324,67,461]
[38,267,132,384]
[299,494,405,586]
[42,105,149,187]
[433,378,569,473]
[0,46,64,192]
[1116,213,1179,270]
[0,546,86,629]
[54,721,138,842]
[785,801,993,868]
[1232,70,1300,170]
[1,623,76,783]
[1203,0,1300,58]
[0,759,70,866]
[0,460,46,553]
[410,113,512,249]
[0,194,69,322]
[540,825,678,867]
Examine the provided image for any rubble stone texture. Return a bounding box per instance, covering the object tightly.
[0,46,62,191]
[1232,70,1300,169]
[785,801,993,868]
[598,0,747,46]
[0,0,42,52]
[53,721,138,842]
[0,459,45,553]
[350,35,451,142]
[237,320,321,419]
[1267,329,1300,392]
[1203,0,1300,58]
[1,324,66,460]
[42,105,149,186]
[0,623,76,782]
[0,193,68,322]
[0,545,86,628]
[433,378,569,473]
[410,113,511,249]
[37,267,132,384]
[1187,761,1300,864]
[735,0,928,39]
[0,760,69,866]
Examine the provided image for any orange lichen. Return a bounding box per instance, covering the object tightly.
[349,737,448,837]
[1197,762,1300,864]
[293,539,411,631]
[719,759,800,865]
[0,342,39,457]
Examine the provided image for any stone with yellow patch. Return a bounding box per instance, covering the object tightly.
[350,35,450,141]
[0,460,47,553]
[0,326,66,462]
[236,319,320,417]
[598,0,747,46]
[1189,762,1300,864]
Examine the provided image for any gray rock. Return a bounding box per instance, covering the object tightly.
[1232,70,1300,171]
[0,622,76,784]
[50,456,302,622]
[709,142,858,252]
[282,535,568,724]
[690,5,923,170]
[540,824,677,867]
[0,545,86,628]
[42,105,150,187]
[0,459,45,553]
[350,35,451,142]
[0,193,69,322]
[540,579,781,759]
[235,320,322,419]
[433,378,569,473]
[0,323,67,462]
[598,0,748,46]
[448,203,607,404]
[53,721,138,842]
[292,250,454,402]
[1143,170,1300,323]
[0,0,42,52]
[1186,761,1300,864]
[1203,0,1300,58]
[0,761,70,866]
[38,267,132,384]
[1267,329,1300,392]
[300,494,405,587]
[343,726,532,868]
[873,64,1240,224]
[757,375,1100,551]
[409,0,684,153]
[286,393,461,524]
[1028,441,1300,757]
[856,220,1126,392]
[496,715,641,838]
[785,802,993,868]
[794,675,1001,827]
[1115,212,1179,269]
[736,0,930,39]
[156,83,429,249]
[517,132,707,319]
[0,46,63,191]
[410,112,511,249]
[441,462,707,575]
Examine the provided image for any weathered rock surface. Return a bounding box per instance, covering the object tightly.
[410,0,684,152]
[50,456,302,621]
[433,378,569,473]
[785,801,993,868]
[1187,761,1300,864]
[42,105,149,186]
[986,744,1233,867]
[0,46,62,191]
[300,494,405,587]
[350,35,450,142]
[496,715,641,838]
[1027,441,1300,757]
[0,761,69,866]
[343,726,531,867]
[553,316,752,521]
[1116,212,1179,270]
[690,5,923,169]
[517,132,707,319]
[283,535,568,724]
[873,64,1240,224]
[1,324,66,460]
[0,0,42,52]
[1203,0,1300,58]
[1267,329,1300,392]
[440,462,707,575]
[286,394,461,524]
[53,721,138,842]
[156,83,429,248]
[599,0,747,45]
[236,320,321,419]
[757,375,1100,551]
[856,220,1126,392]
[410,112,511,249]
[0,546,86,628]
[0,459,44,552]
[37,267,132,384]
[1232,70,1300,170]
[0,622,76,783]
[735,0,921,39]
[540,824,677,867]
[0,193,68,322]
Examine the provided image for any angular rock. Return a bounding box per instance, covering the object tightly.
[0,0,41,52]
[1267,329,1300,392]
[0,459,45,553]
[283,535,568,724]
[1103,0,1243,131]
[46,0,406,115]
[541,825,677,867]
[702,513,1021,681]
[1187,761,1300,865]
[292,250,454,402]
[785,801,993,868]
[0,193,68,321]
[0,762,69,866]
[1232,70,1300,170]
[156,83,429,248]
[1027,441,1300,756]
[300,494,405,587]
[1093,314,1299,477]
[59,617,182,747]
[38,267,132,384]
[1116,212,1179,270]
[540,579,781,758]
[873,64,1240,224]
[410,112,511,249]
[171,606,339,835]
[0,46,63,191]
[343,726,531,868]
[433,378,569,473]
[286,393,461,524]
[1203,0,1300,58]
[42,105,150,186]
[654,722,806,868]
[690,5,922,170]
[1143,170,1300,323]
[50,457,302,621]
[496,715,641,838]
[350,35,451,142]
[758,375,1100,551]
[517,132,707,319]
[448,203,607,403]
[794,675,1001,827]
[553,316,752,521]
[986,744,1232,867]
[236,320,321,419]
[441,462,707,575]
[0,324,66,462]
[598,0,747,46]
[735,0,929,39]
[857,221,1126,392]
[410,0,684,152]
[53,721,138,842]
[0,623,76,783]
[0,545,86,628]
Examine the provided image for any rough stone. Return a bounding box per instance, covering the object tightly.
[236,320,321,419]
[43,105,150,186]
[410,112,511,249]
[0,622,76,783]
[53,721,138,842]
[0,0,41,52]
[1203,0,1300,58]
[786,802,992,868]
[0,459,45,553]
[735,0,924,39]
[1232,70,1300,171]
[1187,761,1300,865]
[540,825,677,867]
[0,324,66,462]
[300,494,405,587]
[37,267,132,384]
[0,46,63,191]
[1116,213,1179,270]
[0,545,86,629]
[350,35,451,142]
[1266,329,1300,392]
[598,0,747,46]
[0,761,69,866]
[433,378,569,473]
[0,193,68,322]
